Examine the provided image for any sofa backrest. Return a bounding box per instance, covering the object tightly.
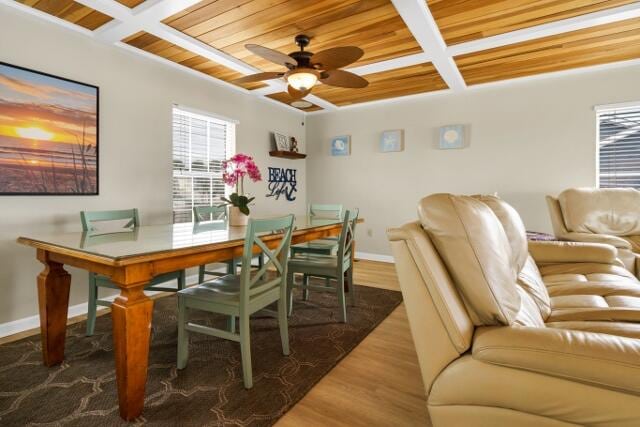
[418,194,522,326]
[558,188,640,236]
[474,195,552,320]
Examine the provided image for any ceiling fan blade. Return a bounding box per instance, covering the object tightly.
[287,85,311,100]
[233,72,284,84]
[245,44,298,67]
[320,70,369,88]
[311,46,364,70]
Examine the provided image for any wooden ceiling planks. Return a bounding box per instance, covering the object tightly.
[123,32,268,90]
[267,92,323,111]
[312,63,448,106]
[428,0,639,45]
[17,0,113,30]
[117,0,147,8]
[163,0,422,72]
[456,17,640,85]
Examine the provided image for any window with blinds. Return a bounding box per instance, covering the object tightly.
[598,103,640,189]
[172,106,235,223]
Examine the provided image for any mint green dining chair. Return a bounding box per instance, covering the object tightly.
[177,214,295,389]
[290,204,343,258]
[287,209,359,323]
[193,205,265,282]
[194,205,236,282]
[81,208,186,336]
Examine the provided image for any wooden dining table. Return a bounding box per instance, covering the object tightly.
[17,215,357,421]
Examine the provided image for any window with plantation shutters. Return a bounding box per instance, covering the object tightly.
[598,103,640,189]
[172,106,235,223]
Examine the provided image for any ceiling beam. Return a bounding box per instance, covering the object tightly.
[447,2,640,57]
[391,0,466,91]
[77,0,202,42]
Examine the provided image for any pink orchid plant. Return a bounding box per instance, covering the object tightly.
[221,153,262,215]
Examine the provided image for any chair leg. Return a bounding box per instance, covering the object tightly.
[337,273,347,323]
[239,315,253,389]
[198,265,205,284]
[178,270,186,290]
[287,269,295,316]
[227,259,236,275]
[86,274,98,336]
[258,253,264,268]
[177,296,188,369]
[302,274,309,301]
[277,296,290,356]
[348,267,356,306]
[227,316,236,333]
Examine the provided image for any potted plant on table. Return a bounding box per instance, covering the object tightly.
[221,153,262,226]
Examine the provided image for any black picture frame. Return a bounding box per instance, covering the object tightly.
[0,61,99,195]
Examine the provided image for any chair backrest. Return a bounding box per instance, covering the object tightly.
[308,204,343,219]
[80,208,139,232]
[238,215,295,306]
[557,187,640,236]
[193,205,227,223]
[336,209,359,267]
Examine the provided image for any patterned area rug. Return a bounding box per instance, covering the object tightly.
[0,284,402,426]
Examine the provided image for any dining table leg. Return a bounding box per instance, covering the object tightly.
[111,282,153,421]
[36,249,71,367]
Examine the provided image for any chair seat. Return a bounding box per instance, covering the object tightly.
[289,253,340,268]
[292,239,338,254]
[179,273,276,304]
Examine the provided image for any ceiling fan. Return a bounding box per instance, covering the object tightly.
[234,35,369,105]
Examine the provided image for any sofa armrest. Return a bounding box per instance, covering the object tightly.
[529,241,618,264]
[473,326,640,395]
[562,232,632,249]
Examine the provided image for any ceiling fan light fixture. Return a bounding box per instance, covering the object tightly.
[286,69,318,91]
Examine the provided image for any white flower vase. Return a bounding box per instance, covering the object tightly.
[229,206,249,226]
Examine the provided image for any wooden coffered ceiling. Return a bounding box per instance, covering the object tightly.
[6,0,640,114]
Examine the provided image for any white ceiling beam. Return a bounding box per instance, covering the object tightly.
[346,52,431,76]
[448,2,640,57]
[391,0,466,91]
[77,0,202,43]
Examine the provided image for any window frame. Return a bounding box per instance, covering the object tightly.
[595,101,640,190]
[171,105,236,223]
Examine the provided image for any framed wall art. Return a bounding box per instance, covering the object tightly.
[330,135,350,156]
[380,129,404,152]
[0,62,99,195]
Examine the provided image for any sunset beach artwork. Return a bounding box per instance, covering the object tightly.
[0,62,98,194]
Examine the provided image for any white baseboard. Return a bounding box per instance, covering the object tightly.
[0,274,201,339]
[356,251,395,263]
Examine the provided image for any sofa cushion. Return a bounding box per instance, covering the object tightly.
[546,321,640,339]
[418,194,521,326]
[558,188,640,236]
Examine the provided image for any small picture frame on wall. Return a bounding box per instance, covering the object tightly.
[380,129,404,153]
[439,125,466,149]
[331,135,351,156]
[274,132,289,151]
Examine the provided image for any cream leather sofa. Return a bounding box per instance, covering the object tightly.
[388,194,640,426]
[547,187,640,277]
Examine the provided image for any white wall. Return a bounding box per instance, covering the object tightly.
[306,64,640,256]
[0,7,305,325]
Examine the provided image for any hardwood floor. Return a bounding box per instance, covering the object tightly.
[277,260,430,427]
[0,260,430,426]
